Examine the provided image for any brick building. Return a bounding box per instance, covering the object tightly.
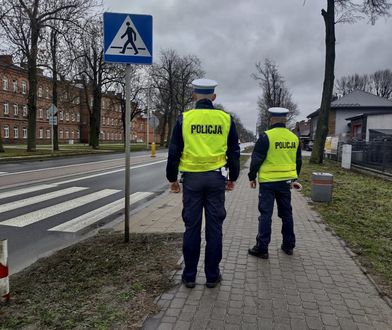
[0,55,152,145]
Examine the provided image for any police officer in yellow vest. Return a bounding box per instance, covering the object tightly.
[248,107,302,259]
[166,78,240,288]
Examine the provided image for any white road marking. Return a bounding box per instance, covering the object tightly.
[48,192,154,233]
[0,154,164,177]
[0,187,87,213]
[0,189,120,227]
[0,184,57,200]
[0,172,8,175]
[56,159,167,185]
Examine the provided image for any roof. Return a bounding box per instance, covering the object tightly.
[345,111,392,121]
[307,90,392,118]
[331,90,392,107]
[369,129,392,136]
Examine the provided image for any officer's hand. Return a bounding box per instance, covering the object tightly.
[250,180,257,189]
[170,181,181,193]
[225,181,235,191]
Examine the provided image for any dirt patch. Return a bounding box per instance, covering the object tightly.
[0,232,183,329]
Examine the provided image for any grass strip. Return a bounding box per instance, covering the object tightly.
[0,232,182,330]
[300,158,392,296]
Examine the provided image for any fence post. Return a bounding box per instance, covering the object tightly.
[0,239,10,302]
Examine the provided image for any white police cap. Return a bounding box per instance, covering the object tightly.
[192,78,218,94]
[268,107,289,117]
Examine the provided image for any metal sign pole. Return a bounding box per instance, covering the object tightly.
[124,64,131,243]
[51,119,54,152]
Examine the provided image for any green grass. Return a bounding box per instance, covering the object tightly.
[300,157,392,294]
[0,143,163,159]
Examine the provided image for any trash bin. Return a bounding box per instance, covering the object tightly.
[68,139,74,145]
[311,172,333,202]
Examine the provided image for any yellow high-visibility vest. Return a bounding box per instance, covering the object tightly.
[179,109,231,172]
[258,127,299,182]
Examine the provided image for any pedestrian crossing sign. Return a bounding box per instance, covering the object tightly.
[103,12,153,65]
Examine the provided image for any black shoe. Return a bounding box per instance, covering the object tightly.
[281,245,293,255]
[182,276,195,289]
[248,246,269,259]
[206,274,222,288]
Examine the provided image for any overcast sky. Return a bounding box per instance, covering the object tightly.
[103,0,392,132]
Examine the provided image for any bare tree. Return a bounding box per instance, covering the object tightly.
[150,49,203,147]
[73,16,114,149]
[0,0,94,151]
[309,0,391,164]
[107,65,148,144]
[336,69,392,98]
[252,58,298,133]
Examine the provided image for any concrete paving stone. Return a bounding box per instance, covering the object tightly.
[229,300,243,308]
[210,307,226,320]
[157,323,174,330]
[257,318,274,329]
[321,313,339,326]
[173,321,191,330]
[227,307,243,316]
[352,314,371,325]
[161,316,177,324]
[225,314,242,325]
[165,308,182,318]
[290,318,308,329]
[170,298,186,309]
[144,318,161,330]
[273,323,291,330]
[357,324,373,330]
[306,316,324,329]
[372,321,392,330]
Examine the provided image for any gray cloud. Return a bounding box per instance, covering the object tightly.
[104,0,392,131]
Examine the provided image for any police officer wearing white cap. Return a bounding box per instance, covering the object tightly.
[166,78,240,288]
[248,107,302,259]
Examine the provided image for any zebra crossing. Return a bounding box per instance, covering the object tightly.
[0,184,154,233]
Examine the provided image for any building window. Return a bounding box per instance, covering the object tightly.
[13,104,18,116]
[4,103,9,115]
[111,118,114,126]
[45,87,50,99]
[77,113,80,122]
[39,128,43,139]
[65,130,69,139]
[14,127,19,139]
[38,108,43,119]
[23,105,28,117]
[77,130,80,139]
[90,97,93,107]
[71,130,74,138]
[59,111,63,121]
[59,129,63,139]
[71,113,75,122]
[13,80,18,92]
[38,86,43,97]
[23,128,27,139]
[4,126,9,138]
[46,109,49,119]
[2,78,8,90]
[46,129,50,138]
[65,112,69,121]
[22,81,27,94]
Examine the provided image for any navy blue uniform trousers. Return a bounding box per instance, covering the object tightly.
[256,181,296,251]
[182,171,226,282]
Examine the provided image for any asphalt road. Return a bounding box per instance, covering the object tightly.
[0,150,169,274]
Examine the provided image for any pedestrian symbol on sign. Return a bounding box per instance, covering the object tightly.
[120,22,138,55]
[105,15,151,58]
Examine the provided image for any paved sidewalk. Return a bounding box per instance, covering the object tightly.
[117,166,392,330]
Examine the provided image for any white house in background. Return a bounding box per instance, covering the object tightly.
[345,112,392,141]
[307,90,392,142]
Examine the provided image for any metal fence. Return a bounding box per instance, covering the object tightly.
[348,141,392,173]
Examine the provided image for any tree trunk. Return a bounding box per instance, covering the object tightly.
[51,30,59,151]
[27,23,40,152]
[0,128,4,152]
[310,0,335,164]
[89,88,101,149]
